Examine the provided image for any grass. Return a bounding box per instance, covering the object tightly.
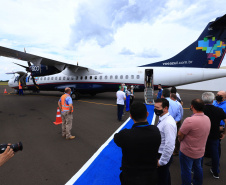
[0,82,8,85]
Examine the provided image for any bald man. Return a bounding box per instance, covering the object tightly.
[58,87,75,140]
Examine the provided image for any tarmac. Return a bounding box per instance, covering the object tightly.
[0,85,225,185]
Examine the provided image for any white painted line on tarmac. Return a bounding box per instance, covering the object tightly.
[65,117,131,185]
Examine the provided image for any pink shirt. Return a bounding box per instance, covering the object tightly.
[180,113,210,159]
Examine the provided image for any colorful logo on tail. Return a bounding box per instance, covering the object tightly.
[196,37,226,65]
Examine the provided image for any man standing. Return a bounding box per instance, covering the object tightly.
[58,87,75,140]
[116,86,126,121]
[156,84,163,99]
[170,93,183,156]
[178,99,211,185]
[18,80,23,95]
[114,102,161,185]
[213,90,226,159]
[161,88,181,122]
[154,98,177,185]
[202,92,226,179]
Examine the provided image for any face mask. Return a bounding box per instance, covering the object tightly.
[216,95,223,102]
[154,109,163,116]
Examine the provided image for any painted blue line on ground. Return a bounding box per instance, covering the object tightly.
[66,104,155,185]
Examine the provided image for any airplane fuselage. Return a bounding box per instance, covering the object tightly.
[8,66,226,95]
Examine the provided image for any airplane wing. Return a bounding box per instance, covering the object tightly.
[0,45,91,72]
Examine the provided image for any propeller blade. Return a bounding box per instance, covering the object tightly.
[13,62,28,69]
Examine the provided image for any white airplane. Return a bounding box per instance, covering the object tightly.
[1,14,226,100]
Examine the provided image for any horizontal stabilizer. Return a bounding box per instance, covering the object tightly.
[210,14,226,28]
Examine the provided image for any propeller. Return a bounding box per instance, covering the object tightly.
[13,48,39,89]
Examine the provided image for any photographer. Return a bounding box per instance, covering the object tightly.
[0,145,14,166]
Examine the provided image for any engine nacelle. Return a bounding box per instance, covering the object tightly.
[30,65,61,76]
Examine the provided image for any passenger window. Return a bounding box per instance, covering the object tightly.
[59,77,61,80]
[51,77,54,80]
[115,75,118,79]
[85,76,87,80]
[120,75,123,79]
[76,76,78,80]
[95,76,97,80]
[110,75,113,79]
[125,75,128,79]
[136,75,140,79]
[100,76,102,80]
[63,77,66,80]
[131,75,134,79]
[40,77,42,80]
[90,76,92,80]
[71,77,74,80]
[47,77,50,80]
[44,77,46,80]
[67,77,70,80]
[80,76,83,80]
[55,77,57,80]
[105,76,107,80]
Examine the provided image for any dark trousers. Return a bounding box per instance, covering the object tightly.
[207,138,220,174]
[174,121,181,153]
[157,155,173,185]
[19,89,23,95]
[120,170,158,185]
[117,104,124,121]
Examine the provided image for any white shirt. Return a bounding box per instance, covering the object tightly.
[157,112,177,166]
[116,90,126,105]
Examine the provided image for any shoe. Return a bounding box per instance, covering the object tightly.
[210,168,219,179]
[66,136,75,140]
[205,160,212,166]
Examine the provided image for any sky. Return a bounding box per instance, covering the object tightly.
[0,0,225,80]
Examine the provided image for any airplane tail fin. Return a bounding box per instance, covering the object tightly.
[141,14,226,68]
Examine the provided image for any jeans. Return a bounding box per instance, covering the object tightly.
[207,138,220,174]
[179,151,203,185]
[117,104,124,121]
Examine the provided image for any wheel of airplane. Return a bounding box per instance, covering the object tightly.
[71,92,80,100]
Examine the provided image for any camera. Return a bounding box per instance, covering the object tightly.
[0,142,23,154]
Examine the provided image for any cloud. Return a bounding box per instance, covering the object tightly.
[137,48,161,58]
[69,0,168,47]
[119,48,134,55]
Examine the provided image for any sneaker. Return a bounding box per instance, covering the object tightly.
[210,168,219,179]
[66,136,75,140]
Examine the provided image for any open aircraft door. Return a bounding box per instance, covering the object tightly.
[144,69,154,105]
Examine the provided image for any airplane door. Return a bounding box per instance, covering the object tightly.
[144,69,154,105]
[18,73,28,88]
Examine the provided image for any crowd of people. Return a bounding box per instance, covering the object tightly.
[114,85,226,185]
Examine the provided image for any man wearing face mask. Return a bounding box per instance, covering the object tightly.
[58,87,75,140]
[156,84,163,99]
[154,98,177,185]
[213,91,226,163]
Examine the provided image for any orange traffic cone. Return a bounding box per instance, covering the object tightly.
[53,107,62,125]
[4,89,7,94]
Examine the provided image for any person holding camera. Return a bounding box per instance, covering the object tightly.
[0,146,14,166]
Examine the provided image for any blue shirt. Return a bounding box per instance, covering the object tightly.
[59,94,73,112]
[165,97,181,122]
[157,89,163,99]
[213,100,226,126]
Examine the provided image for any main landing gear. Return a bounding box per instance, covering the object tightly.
[71,92,80,100]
